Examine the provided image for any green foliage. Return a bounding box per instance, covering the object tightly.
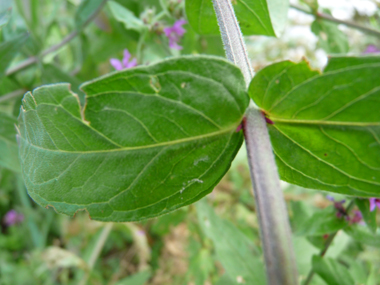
[311,19,349,54]
[75,0,105,29]
[0,1,12,28]
[108,1,147,32]
[0,113,20,172]
[355,198,377,233]
[345,226,380,247]
[249,57,380,197]
[114,270,152,285]
[185,0,288,36]
[0,33,28,79]
[18,56,248,221]
[312,255,354,285]
[295,206,347,236]
[196,199,266,285]
[1,0,380,284]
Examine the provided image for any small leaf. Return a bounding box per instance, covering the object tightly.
[0,33,29,79]
[355,198,377,233]
[311,19,349,54]
[249,57,380,197]
[114,270,151,285]
[185,0,288,37]
[344,226,380,247]
[196,199,266,285]
[108,1,146,32]
[0,113,20,172]
[75,0,104,29]
[312,255,355,285]
[295,206,347,236]
[18,56,248,222]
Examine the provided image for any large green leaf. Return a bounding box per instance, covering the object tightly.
[249,57,380,197]
[185,0,288,36]
[0,113,20,172]
[196,200,266,285]
[18,56,248,222]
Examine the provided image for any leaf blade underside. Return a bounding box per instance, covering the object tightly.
[18,56,249,221]
[249,57,380,197]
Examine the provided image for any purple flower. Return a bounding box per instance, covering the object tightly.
[369,198,380,211]
[164,19,187,50]
[3,210,24,226]
[110,49,137,70]
[326,195,347,218]
[363,44,380,54]
[350,210,363,224]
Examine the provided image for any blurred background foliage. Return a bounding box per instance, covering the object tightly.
[1,0,380,284]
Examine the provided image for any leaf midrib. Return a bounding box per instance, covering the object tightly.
[20,123,240,154]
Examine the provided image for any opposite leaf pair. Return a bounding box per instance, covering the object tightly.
[18,55,380,221]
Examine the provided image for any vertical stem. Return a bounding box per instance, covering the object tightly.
[212,1,298,284]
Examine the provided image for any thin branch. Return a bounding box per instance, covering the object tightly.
[0,89,26,103]
[303,200,356,285]
[5,0,109,77]
[290,4,380,38]
[212,1,298,284]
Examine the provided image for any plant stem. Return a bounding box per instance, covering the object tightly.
[5,0,109,77]
[290,4,380,38]
[212,1,298,284]
[303,200,355,285]
[211,0,253,86]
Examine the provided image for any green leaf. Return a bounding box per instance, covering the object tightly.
[312,255,354,285]
[196,199,266,285]
[185,0,288,36]
[249,57,380,197]
[185,0,219,35]
[114,270,151,285]
[355,198,377,233]
[266,0,289,37]
[41,64,85,104]
[18,56,248,222]
[0,113,20,172]
[311,19,349,54]
[75,0,104,29]
[186,248,214,285]
[0,33,28,78]
[150,209,187,236]
[344,226,380,247]
[108,1,146,32]
[295,206,347,236]
[0,5,11,28]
